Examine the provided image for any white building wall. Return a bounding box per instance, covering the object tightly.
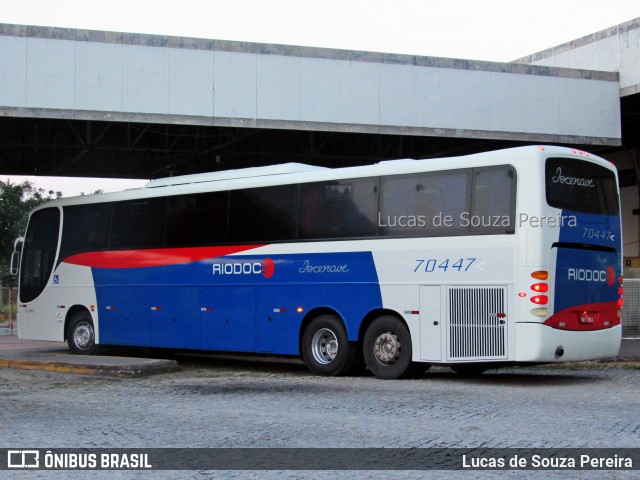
[516,17,640,97]
[0,24,622,145]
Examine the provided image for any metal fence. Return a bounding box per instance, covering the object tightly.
[623,279,640,338]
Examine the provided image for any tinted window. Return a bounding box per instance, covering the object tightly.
[546,158,618,214]
[470,166,516,234]
[299,178,378,239]
[60,203,112,261]
[166,192,228,246]
[380,170,471,237]
[111,199,165,249]
[19,207,60,303]
[228,185,298,242]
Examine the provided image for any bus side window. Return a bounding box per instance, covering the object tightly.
[381,171,471,237]
[299,179,378,239]
[166,192,228,246]
[60,203,111,261]
[166,196,198,246]
[111,199,165,249]
[471,166,516,234]
[228,185,298,242]
[299,185,322,237]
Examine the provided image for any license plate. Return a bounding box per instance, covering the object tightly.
[579,313,594,324]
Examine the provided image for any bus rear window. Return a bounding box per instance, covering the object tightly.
[545,158,618,215]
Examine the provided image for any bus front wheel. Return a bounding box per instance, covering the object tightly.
[363,315,413,380]
[302,315,356,376]
[67,311,100,355]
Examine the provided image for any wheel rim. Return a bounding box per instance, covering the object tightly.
[74,321,94,350]
[310,328,339,365]
[373,331,401,365]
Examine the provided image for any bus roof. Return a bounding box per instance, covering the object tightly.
[34,145,614,209]
[145,162,328,188]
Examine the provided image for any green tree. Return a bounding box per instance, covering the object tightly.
[0,180,62,284]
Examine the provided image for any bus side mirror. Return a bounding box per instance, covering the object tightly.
[10,251,20,276]
[9,237,24,276]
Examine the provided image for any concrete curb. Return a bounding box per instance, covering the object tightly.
[0,357,180,378]
[0,335,180,377]
[598,356,640,363]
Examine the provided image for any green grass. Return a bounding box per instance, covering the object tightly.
[1,304,16,319]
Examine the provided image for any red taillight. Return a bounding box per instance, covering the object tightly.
[531,295,548,305]
[531,283,548,293]
[528,272,549,304]
[618,275,624,307]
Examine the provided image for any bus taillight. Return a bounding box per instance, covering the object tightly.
[531,296,548,305]
[531,283,548,293]
[618,276,624,315]
[530,271,549,305]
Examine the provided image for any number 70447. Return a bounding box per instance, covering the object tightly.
[414,258,476,273]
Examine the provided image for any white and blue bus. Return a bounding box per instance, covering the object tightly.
[11,145,622,379]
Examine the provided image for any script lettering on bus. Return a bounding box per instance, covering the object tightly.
[552,167,595,187]
[298,259,350,274]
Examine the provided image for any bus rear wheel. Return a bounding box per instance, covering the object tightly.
[67,311,100,355]
[302,315,356,376]
[363,315,413,380]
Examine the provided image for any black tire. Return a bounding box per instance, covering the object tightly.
[301,315,357,376]
[67,311,100,355]
[363,315,414,380]
[403,362,431,378]
[451,365,487,376]
[350,347,369,376]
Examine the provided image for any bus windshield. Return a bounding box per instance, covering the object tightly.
[545,157,618,215]
[19,207,60,303]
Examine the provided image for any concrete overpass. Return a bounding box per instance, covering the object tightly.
[0,23,623,180]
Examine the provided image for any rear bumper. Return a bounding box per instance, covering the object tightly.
[515,322,621,362]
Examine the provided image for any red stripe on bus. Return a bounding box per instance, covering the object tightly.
[543,301,620,331]
[63,245,265,269]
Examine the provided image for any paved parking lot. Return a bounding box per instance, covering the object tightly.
[1,355,639,479]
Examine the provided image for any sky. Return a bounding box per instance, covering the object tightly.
[2,0,640,197]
